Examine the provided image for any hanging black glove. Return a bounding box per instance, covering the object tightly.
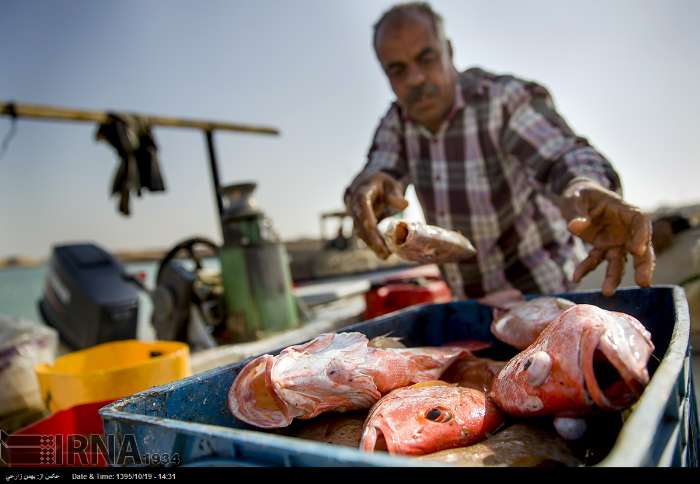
[95,113,166,216]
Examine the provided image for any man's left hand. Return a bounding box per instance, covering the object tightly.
[560,178,655,296]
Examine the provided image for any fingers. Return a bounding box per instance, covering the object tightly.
[575,246,631,296]
[575,242,654,296]
[567,216,591,237]
[628,211,652,257]
[348,172,407,259]
[566,196,605,238]
[601,247,627,297]
[589,199,608,220]
[383,176,409,211]
[564,183,655,294]
[568,215,608,247]
[573,248,605,283]
[632,244,655,288]
[562,180,615,223]
[385,191,409,211]
[350,185,391,259]
[354,202,391,259]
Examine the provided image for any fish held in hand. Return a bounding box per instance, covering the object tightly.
[383,220,476,264]
[490,304,654,417]
[229,332,470,428]
[490,297,576,350]
[360,381,504,456]
[417,423,582,467]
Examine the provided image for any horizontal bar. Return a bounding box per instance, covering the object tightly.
[0,101,280,136]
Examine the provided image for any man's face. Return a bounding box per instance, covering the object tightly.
[375,13,456,132]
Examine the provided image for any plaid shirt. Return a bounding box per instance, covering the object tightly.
[347,68,622,298]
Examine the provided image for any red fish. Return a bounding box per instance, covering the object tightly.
[360,381,504,456]
[490,304,654,417]
[489,297,576,350]
[228,332,470,428]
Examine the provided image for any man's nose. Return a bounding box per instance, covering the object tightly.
[405,64,426,87]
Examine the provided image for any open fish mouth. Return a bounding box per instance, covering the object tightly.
[361,425,390,453]
[228,355,292,428]
[580,324,652,411]
[392,221,410,247]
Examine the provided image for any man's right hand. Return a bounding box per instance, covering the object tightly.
[346,172,409,259]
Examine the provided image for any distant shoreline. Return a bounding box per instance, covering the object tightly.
[0,256,45,269]
[0,238,326,269]
[0,249,171,269]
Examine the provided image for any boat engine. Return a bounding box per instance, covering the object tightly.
[37,185,302,352]
[38,243,139,350]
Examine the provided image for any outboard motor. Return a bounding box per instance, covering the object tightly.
[37,243,139,349]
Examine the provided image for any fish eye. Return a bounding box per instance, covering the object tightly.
[424,407,452,423]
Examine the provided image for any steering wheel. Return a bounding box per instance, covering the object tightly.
[156,236,220,285]
[152,237,224,345]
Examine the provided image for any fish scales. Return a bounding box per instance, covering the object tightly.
[360,383,504,456]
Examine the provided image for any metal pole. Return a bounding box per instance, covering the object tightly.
[0,101,280,135]
[204,130,225,220]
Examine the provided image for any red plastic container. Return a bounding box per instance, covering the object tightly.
[364,275,452,319]
[7,400,114,467]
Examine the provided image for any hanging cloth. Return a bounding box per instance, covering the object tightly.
[95,113,166,216]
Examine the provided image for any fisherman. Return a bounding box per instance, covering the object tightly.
[344,2,655,299]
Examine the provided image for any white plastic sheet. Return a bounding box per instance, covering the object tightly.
[0,316,58,416]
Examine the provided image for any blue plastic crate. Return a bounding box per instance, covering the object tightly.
[100,285,699,467]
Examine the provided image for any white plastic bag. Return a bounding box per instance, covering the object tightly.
[0,316,58,416]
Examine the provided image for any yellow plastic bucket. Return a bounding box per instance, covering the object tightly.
[35,340,191,413]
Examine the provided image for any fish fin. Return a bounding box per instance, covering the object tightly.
[378,331,404,342]
[368,332,406,348]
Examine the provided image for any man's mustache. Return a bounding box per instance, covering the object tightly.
[407,83,439,106]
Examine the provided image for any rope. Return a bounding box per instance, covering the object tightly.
[0,102,18,159]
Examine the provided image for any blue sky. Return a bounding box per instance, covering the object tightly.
[1,0,698,259]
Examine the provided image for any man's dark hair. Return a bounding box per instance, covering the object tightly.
[372,2,446,52]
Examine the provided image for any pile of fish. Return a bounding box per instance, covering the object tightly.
[228,290,655,467]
